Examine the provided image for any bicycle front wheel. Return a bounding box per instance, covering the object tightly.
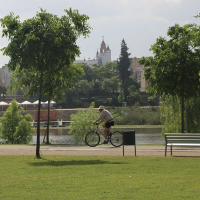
[85,131,100,147]
[110,131,123,147]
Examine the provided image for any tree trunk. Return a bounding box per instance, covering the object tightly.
[46,92,51,144]
[181,95,184,133]
[36,72,43,158]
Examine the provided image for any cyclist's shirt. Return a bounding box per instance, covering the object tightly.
[95,109,113,123]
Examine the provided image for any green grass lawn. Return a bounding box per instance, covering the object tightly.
[0,156,199,199]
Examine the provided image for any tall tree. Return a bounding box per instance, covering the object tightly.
[139,23,200,133]
[10,63,84,144]
[1,8,91,157]
[117,39,131,84]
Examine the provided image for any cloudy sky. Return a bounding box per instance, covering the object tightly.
[0,0,200,67]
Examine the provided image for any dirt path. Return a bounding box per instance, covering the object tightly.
[0,145,200,157]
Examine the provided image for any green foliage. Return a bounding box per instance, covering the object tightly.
[139,23,200,133]
[76,62,120,97]
[127,85,141,105]
[118,91,125,105]
[68,102,99,144]
[160,96,181,135]
[139,24,200,98]
[1,8,91,156]
[111,105,161,125]
[0,85,7,98]
[160,95,200,135]
[117,39,131,84]
[148,95,156,106]
[76,79,94,98]
[102,77,119,93]
[120,78,140,103]
[0,99,33,144]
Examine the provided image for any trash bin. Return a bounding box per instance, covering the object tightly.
[122,102,127,107]
[122,130,136,156]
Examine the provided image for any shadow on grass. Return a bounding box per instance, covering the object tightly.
[28,158,127,167]
[171,156,200,157]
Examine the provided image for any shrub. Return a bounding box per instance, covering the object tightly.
[68,102,99,144]
[110,106,161,125]
[0,99,33,144]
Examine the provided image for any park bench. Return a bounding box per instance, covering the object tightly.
[165,133,200,156]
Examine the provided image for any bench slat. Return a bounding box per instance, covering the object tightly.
[164,133,200,156]
[167,139,200,144]
[167,143,200,146]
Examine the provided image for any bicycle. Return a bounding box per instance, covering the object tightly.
[85,123,123,147]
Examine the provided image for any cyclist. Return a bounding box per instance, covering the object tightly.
[93,105,114,144]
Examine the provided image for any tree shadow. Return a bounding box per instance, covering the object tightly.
[28,158,127,167]
[171,156,200,158]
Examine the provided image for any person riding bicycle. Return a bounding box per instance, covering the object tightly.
[93,105,114,144]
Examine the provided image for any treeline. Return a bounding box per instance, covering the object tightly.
[57,61,141,108]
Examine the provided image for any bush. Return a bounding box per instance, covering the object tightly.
[0,99,33,144]
[110,105,161,125]
[68,102,99,144]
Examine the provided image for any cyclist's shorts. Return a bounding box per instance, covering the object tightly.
[105,120,114,128]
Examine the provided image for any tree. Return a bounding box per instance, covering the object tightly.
[0,99,33,144]
[102,77,119,94]
[117,39,131,84]
[124,78,140,101]
[0,85,7,98]
[76,80,94,98]
[80,64,93,82]
[148,95,156,106]
[139,24,200,133]
[95,62,118,81]
[118,91,125,106]
[127,85,141,105]
[1,8,91,157]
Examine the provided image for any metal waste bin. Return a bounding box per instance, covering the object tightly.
[122,130,136,156]
[122,102,127,107]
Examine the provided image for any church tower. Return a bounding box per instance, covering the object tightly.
[100,36,107,53]
[96,36,111,66]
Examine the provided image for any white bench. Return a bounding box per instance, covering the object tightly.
[165,133,200,156]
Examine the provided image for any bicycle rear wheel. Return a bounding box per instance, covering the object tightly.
[85,131,100,147]
[110,131,123,147]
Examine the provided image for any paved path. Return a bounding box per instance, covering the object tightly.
[0,145,200,157]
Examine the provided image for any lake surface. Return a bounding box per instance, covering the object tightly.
[30,133,165,145]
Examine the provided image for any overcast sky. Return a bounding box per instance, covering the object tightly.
[0,0,200,67]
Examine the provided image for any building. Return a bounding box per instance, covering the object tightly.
[74,58,98,67]
[96,37,111,66]
[74,37,111,66]
[129,57,144,82]
[0,64,13,88]
[128,57,148,92]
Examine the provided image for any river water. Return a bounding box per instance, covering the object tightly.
[30,133,165,145]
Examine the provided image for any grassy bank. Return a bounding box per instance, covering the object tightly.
[38,124,164,129]
[0,156,199,199]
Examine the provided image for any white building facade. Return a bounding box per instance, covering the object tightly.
[0,64,13,88]
[75,37,111,66]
